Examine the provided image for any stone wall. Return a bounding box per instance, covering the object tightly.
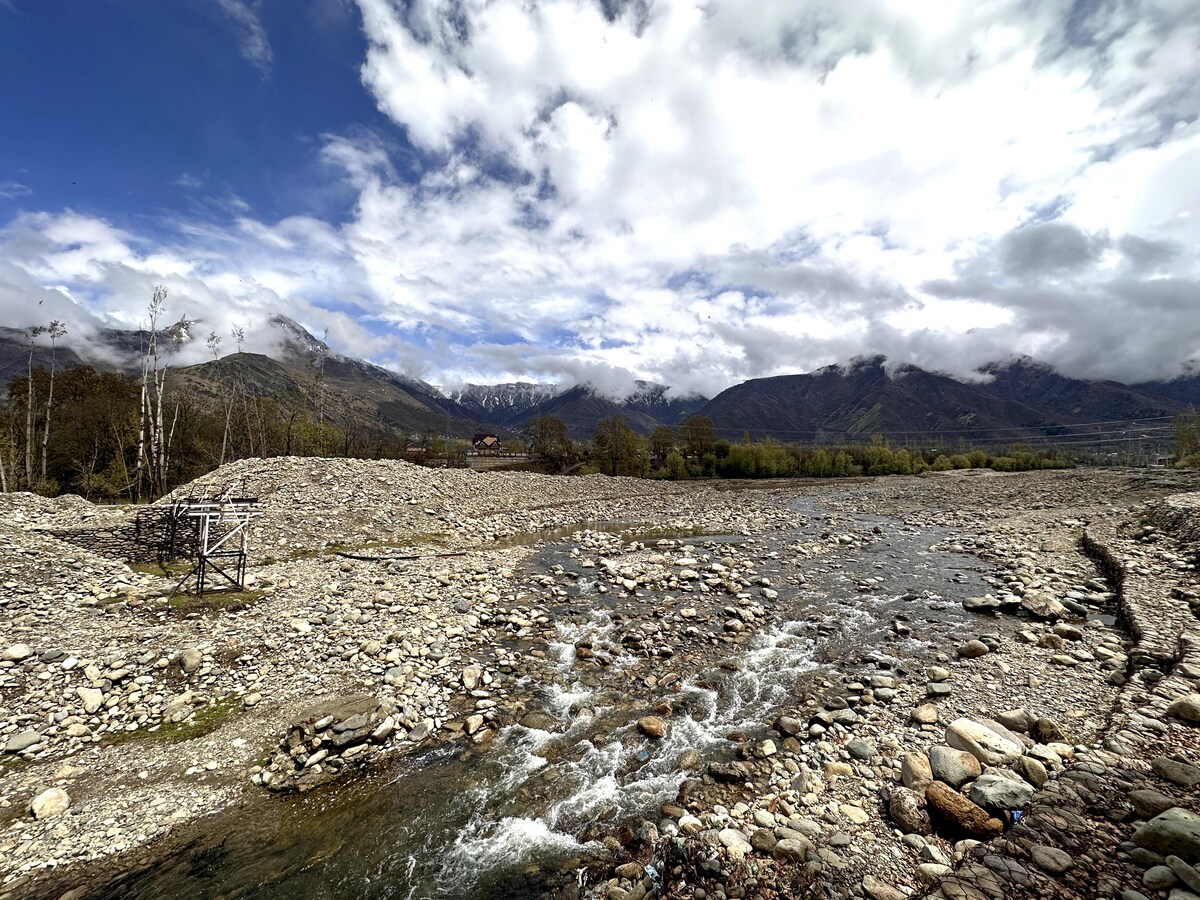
[44,506,198,564]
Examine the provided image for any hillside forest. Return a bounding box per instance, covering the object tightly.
[3,307,1198,501]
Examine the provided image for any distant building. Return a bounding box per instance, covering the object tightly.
[472,433,502,456]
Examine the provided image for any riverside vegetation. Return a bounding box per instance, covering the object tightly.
[1,460,1200,900]
[3,355,1079,503]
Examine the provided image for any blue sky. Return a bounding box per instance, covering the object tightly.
[1,0,1198,395]
[1,0,382,224]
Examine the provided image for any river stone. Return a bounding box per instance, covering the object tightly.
[2,643,32,662]
[1167,695,1200,725]
[1021,593,1065,620]
[1030,845,1073,875]
[901,752,933,790]
[774,837,813,861]
[30,787,70,819]
[407,722,431,742]
[1130,790,1178,819]
[912,704,940,725]
[637,716,665,739]
[4,730,41,753]
[945,717,1023,766]
[178,648,203,674]
[862,875,906,900]
[925,781,1004,839]
[957,640,990,659]
[840,804,870,825]
[677,749,702,771]
[1134,809,1200,864]
[461,665,482,691]
[709,761,749,783]
[928,745,983,788]
[927,666,950,682]
[1167,856,1200,894]
[1145,866,1179,890]
[917,863,952,886]
[847,739,875,760]
[751,828,778,853]
[678,815,704,835]
[889,787,932,835]
[1032,716,1066,744]
[1015,756,1048,788]
[963,595,1002,612]
[995,708,1034,733]
[775,715,803,736]
[1153,758,1200,788]
[77,687,104,715]
[969,773,1035,812]
[1053,623,1084,641]
[719,828,752,859]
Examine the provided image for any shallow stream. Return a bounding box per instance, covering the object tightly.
[107,500,997,900]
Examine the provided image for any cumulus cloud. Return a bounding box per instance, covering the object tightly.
[3,0,1200,397]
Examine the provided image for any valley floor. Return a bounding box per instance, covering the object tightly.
[1,462,1199,900]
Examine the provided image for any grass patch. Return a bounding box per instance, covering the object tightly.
[104,697,240,747]
[169,588,267,615]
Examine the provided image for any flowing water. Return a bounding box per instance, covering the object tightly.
[106,501,998,900]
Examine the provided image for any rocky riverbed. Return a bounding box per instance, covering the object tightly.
[1,462,1199,900]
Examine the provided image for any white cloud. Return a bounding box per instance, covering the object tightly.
[0,181,31,200]
[3,0,1200,397]
[215,0,273,76]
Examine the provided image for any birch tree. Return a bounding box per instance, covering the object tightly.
[208,330,234,465]
[39,320,66,486]
[25,325,44,488]
[135,287,171,499]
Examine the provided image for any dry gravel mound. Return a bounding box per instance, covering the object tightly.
[159,456,683,553]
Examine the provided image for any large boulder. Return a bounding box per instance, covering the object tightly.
[925,781,1004,839]
[30,788,70,819]
[77,687,104,715]
[968,773,1035,813]
[637,716,665,739]
[1134,808,1200,865]
[3,730,41,754]
[2,643,32,662]
[900,752,933,790]
[945,718,1023,766]
[1021,593,1066,620]
[1167,695,1200,725]
[957,640,990,659]
[928,745,983,788]
[889,787,932,835]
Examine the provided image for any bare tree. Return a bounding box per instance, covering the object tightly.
[39,320,66,486]
[0,419,9,492]
[24,325,45,488]
[208,330,235,466]
[134,287,171,499]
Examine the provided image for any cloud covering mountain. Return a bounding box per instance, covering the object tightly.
[1,0,1197,396]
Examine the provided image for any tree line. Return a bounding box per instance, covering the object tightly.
[14,287,1196,500]
[0,288,431,501]
[524,413,1077,479]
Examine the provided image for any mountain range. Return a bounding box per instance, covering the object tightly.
[2,317,1197,450]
